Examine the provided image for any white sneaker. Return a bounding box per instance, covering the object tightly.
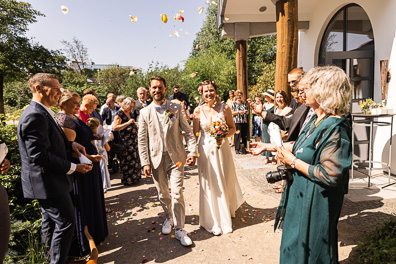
[175,229,192,246]
[162,218,174,235]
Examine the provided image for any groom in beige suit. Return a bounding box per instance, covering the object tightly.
[138,76,197,246]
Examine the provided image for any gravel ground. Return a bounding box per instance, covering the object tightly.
[92,150,395,264]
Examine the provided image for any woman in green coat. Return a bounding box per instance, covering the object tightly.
[275,66,352,264]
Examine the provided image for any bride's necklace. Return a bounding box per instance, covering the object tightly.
[205,99,217,108]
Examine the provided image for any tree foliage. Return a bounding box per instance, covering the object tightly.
[61,37,91,74]
[187,1,276,103]
[0,0,66,114]
[249,61,276,99]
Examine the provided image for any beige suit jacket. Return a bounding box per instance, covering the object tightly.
[138,100,197,169]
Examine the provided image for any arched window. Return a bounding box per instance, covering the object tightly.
[318,4,374,102]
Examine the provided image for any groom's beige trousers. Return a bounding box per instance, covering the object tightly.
[151,152,185,229]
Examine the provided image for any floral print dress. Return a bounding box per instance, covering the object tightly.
[117,110,141,185]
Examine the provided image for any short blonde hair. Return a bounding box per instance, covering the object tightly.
[121,97,135,110]
[87,117,100,131]
[305,66,352,115]
[82,94,99,106]
[58,89,79,110]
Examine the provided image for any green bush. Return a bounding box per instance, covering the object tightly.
[0,122,42,262]
[353,218,396,263]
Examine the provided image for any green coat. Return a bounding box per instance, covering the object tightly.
[275,115,352,264]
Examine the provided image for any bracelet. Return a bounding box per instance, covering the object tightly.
[290,157,298,169]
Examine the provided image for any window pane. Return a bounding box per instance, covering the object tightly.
[320,10,344,61]
[347,6,374,51]
[352,80,371,99]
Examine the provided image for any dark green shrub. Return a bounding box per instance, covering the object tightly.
[0,122,42,262]
[353,218,396,263]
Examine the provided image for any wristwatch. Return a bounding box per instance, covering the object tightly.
[290,157,298,169]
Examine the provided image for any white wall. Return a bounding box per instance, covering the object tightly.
[298,0,396,174]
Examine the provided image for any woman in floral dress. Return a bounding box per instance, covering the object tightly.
[113,97,141,185]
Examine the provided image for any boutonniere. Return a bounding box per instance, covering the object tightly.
[165,110,176,120]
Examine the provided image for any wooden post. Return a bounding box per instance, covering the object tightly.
[236,40,250,143]
[275,0,298,100]
[236,40,248,101]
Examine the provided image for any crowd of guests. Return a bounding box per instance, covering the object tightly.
[9,64,352,263]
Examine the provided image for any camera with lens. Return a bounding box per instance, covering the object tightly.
[265,164,293,184]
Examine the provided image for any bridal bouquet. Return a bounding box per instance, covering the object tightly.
[210,120,229,149]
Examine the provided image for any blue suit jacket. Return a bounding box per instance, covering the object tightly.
[18,101,73,199]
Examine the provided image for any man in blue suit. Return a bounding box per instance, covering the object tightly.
[18,73,93,264]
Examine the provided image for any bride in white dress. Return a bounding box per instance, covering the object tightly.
[193,80,245,236]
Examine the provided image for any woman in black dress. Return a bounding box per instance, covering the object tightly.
[55,89,108,258]
[113,97,141,185]
[231,90,249,154]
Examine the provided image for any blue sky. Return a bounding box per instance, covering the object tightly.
[25,0,208,71]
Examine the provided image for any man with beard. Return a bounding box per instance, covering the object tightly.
[138,76,197,247]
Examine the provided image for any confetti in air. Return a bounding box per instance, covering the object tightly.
[175,161,182,168]
[61,5,69,14]
[198,7,204,15]
[196,44,200,50]
[190,72,197,77]
[161,14,168,23]
[173,30,180,37]
[174,14,184,22]
[179,10,184,14]
[129,15,138,22]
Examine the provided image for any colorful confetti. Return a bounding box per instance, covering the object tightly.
[61,5,69,14]
[190,72,197,77]
[196,132,200,136]
[174,14,184,22]
[196,44,200,50]
[161,13,168,23]
[198,7,204,15]
[129,15,138,22]
[179,10,184,14]
[175,161,182,168]
[173,30,180,37]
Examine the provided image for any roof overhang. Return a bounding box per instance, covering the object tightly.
[218,0,313,40]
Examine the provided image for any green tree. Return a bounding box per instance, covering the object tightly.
[98,66,131,95]
[189,1,277,93]
[250,61,276,98]
[0,0,66,114]
[61,37,91,74]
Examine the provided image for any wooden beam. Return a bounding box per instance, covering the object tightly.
[236,40,250,143]
[236,40,248,101]
[275,0,298,100]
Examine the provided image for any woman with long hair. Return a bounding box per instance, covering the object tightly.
[193,80,244,236]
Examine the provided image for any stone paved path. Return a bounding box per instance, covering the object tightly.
[95,151,395,264]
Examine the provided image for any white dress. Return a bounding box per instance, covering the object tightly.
[93,139,111,192]
[197,104,245,234]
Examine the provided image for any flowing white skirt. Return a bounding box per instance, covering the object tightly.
[197,135,245,234]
